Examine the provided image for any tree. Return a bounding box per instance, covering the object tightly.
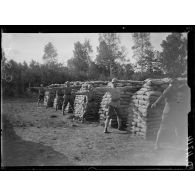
[160,33,187,77]
[43,42,58,64]
[67,39,93,80]
[96,33,127,79]
[119,63,134,80]
[1,50,14,85]
[132,33,155,73]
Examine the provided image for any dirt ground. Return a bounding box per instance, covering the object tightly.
[1,98,188,167]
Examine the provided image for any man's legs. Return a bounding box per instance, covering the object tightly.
[37,99,40,107]
[114,107,122,130]
[104,105,115,133]
[155,113,174,150]
[175,117,188,149]
[55,98,59,111]
[37,95,44,107]
[104,116,111,133]
[82,111,86,123]
[62,97,68,115]
[117,116,122,130]
[155,125,164,150]
[69,96,75,112]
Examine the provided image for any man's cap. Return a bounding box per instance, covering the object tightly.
[111,78,118,83]
[87,84,93,89]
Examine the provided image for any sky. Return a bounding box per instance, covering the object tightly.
[2,33,178,65]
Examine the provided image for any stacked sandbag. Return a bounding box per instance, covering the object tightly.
[48,81,83,89]
[84,87,108,121]
[53,89,64,110]
[99,92,112,126]
[65,93,76,113]
[74,81,109,121]
[74,94,86,119]
[99,80,144,128]
[45,82,83,109]
[127,78,188,140]
[44,88,56,107]
[80,81,109,91]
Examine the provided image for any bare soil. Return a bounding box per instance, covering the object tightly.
[1,98,188,167]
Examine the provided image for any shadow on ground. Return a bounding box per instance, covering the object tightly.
[1,115,73,167]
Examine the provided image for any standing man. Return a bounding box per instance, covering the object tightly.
[55,89,64,111]
[151,78,190,150]
[37,84,45,107]
[62,81,75,115]
[103,78,133,133]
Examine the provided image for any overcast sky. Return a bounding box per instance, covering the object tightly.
[2,33,181,65]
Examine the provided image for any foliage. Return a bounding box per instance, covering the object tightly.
[42,42,58,64]
[96,33,127,78]
[132,33,157,73]
[160,33,187,77]
[67,39,93,80]
[2,33,187,97]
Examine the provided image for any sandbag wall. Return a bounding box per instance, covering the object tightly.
[44,81,83,108]
[127,78,190,140]
[44,81,83,109]
[74,81,109,121]
[99,80,143,128]
[53,89,64,110]
[44,89,56,107]
[53,87,81,113]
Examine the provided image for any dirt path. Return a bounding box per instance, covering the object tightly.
[2,98,188,166]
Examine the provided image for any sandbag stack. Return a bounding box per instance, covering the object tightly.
[79,81,109,91]
[99,80,143,128]
[44,89,56,107]
[84,87,108,121]
[128,78,171,139]
[47,81,83,89]
[74,81,109,121]
[45,82,83,109]
[53,89,64,110]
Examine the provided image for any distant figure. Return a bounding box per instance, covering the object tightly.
[151,78,190,150]
[55,89,64,111]
[75,84,96,123]
[101,78,133,133]
[62,81,74,115]
[37,84,45,107]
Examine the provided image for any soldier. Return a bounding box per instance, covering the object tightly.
[62,81,75,115]
[101,78,133,133]
[151,78,190,150]
[37,84,45,107]
[55,89,64,111]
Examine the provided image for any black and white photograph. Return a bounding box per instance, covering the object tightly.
[1,27,194,170]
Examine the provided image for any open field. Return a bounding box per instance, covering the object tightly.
[1,98,188,167]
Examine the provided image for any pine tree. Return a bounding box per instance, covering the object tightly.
[96,33,126,79]
[160,33,187,77]
[132,33,154,73]
[67,39,93,80]
[43,42,58,64]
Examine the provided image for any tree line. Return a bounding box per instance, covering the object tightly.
[2,33,187,97]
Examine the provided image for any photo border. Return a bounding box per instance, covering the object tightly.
[1,25,194,171]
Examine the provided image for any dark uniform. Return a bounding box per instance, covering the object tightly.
[62,87,74,115]
[55,89,64,111]
[38,87,45,103]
